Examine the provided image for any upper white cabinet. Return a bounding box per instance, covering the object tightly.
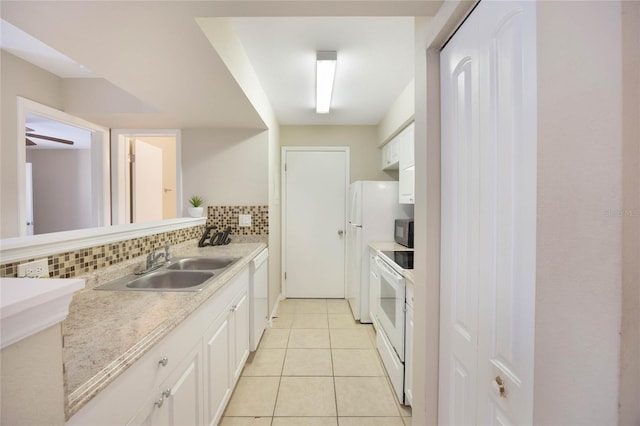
[398,122,415,204]
[381,122,415,204]
[382,122,415,204]
[382,138,400,170]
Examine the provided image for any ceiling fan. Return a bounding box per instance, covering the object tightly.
[25,127,74,147]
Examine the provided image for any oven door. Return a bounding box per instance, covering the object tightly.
[375,256,406,361]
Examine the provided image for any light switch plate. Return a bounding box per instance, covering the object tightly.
[17,258,50,278]
[238,214,252,227]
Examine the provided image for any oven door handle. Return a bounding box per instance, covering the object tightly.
[375,256,403,282]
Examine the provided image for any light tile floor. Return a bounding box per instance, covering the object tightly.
[221,298,411,426]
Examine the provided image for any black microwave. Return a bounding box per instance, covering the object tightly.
[394,219,414,248]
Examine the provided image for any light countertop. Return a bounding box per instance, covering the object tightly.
[63,242,266,419]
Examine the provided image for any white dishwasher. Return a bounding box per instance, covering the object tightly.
[250,248,269,351]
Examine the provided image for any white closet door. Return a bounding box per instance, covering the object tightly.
[476,2,537,424]
[439,12,481,425]
[440,1,537,425]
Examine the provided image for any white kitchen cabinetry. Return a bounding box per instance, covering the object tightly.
[398,122,415,204]
[230,291,250,384]
[128,342,204,426]
[404,281,414,406]
[368,249,380,331]
[69,266,251,426]
[381,137,400,170]
[204,286,249,426]
[204,310,231,425]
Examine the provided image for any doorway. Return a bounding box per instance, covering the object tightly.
[281,147,349,298]
[16,97,110,237]
[111,130,181,224]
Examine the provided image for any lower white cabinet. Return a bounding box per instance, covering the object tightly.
[231,291,250,384]
[69,266,251,426]
[404,301,414,406]
[128,342,204,426]
[204,289,250,426]
[369,250,380,331]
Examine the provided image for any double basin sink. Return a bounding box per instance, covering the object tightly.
[95,256,240,292]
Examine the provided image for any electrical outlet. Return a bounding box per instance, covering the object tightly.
[238,214,252,227]
[17,258,49,278]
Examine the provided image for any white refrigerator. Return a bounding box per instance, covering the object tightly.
[347,181,412,322]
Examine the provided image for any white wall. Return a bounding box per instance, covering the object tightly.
[1,51,63,238]
[195,17,281,314]
[619,2,640,424]
[534,2,623,423]
[26,149,93,234]
[181,129,268,206]
[377,79,415,146]
[281,126,397,183]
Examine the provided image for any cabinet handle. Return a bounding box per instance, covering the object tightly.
[158,357,169,367]
[230,305,237,312]
[154,397,164,408]
[162,389,171,398]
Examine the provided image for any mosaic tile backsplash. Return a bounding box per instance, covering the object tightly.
[0,205,269,279]
[0,225,206,279]
[206,205,268,236]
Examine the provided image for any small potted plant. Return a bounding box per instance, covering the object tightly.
[187,195,204,218]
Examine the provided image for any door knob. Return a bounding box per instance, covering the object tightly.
[493,375,506,398]
[338,230,344,236]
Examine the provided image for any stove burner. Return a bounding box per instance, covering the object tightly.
[381,250,414,270]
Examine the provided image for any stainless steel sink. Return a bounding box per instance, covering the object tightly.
[167,257,240,271]
[95,270,215,292]
[94,255,240,292]
[126,270,214,290]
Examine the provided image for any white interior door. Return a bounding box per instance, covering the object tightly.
[440,1,537,425]
[439,11,481,425]
[25,162,34,236]
[132,139,163,223]
[283,148,348,298]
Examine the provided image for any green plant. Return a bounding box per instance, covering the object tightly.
[189,195,203,208]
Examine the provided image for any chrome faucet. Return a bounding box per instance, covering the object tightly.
[137,245,171,274]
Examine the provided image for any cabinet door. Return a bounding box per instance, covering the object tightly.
[231,291,250,384]
[404,303,414,406]
[369,252,381,330]
[382,139,400,170]
[204,312,232,426]
[399,123,415,204]
[127,343,203,426]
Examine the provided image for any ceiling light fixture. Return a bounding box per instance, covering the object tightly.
[316,51,337,114]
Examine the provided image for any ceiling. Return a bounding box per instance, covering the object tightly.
[1,1,442,129]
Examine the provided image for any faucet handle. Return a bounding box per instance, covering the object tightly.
[164,245,171,261]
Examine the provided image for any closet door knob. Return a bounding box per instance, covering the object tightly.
[493,375,506,398]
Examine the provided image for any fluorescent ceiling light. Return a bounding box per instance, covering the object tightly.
[316,51,337,114]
